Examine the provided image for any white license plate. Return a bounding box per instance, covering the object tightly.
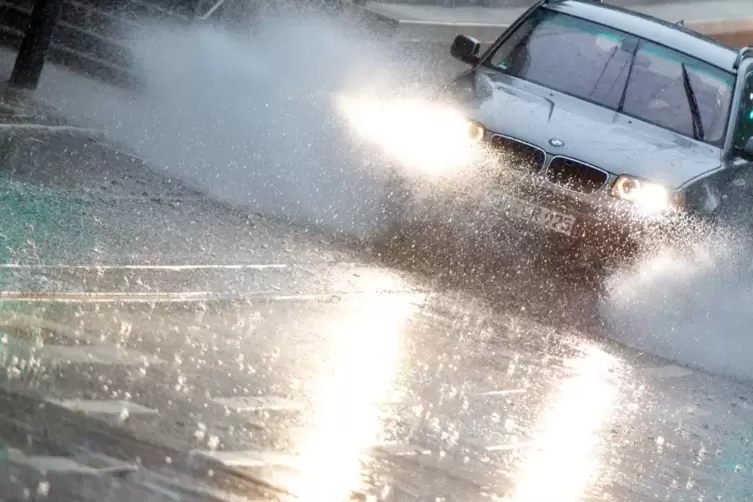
[488,191,576,236]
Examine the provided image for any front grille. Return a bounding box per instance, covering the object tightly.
[488,135,546,173]
[545,157,608,194]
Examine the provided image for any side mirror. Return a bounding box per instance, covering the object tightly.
[450,34,481,65]
[745,136,753,156]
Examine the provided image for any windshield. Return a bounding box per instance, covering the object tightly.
[486,9,735,146]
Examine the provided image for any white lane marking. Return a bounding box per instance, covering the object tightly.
[0,291,213,301]
[474,388,527,397]
[263,291,426,302]
[38,345,161,366]
[192,449,301,469]
[0,290,427,303]
[644,365,694,379]
[200,0,230,19]
[485,440,538,452]
[0,264,287,271]
[75,452,138,473]
[47,399,158,416]
[13,455,97,474]
[211,396,305,413]
[367,442,431,457]
[0,123,104,136]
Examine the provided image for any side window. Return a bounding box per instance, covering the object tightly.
[733,71,753,159]
[622,41,734,145]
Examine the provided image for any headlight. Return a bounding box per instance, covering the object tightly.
[467,120,485,143]
[611,175,673,214]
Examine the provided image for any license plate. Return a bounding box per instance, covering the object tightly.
[488,191,576,236]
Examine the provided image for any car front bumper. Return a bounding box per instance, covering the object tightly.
[477,179,689,262]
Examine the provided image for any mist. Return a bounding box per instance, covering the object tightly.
[25,7,753,384]
[26,10,448,239]
[599,234,753,382]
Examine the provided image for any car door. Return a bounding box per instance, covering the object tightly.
[730,62,753,160]
[712,60,753,222]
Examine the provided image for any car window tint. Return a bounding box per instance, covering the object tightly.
[489,10,633,109]
[621,41,733,145]
[732,71,753,157]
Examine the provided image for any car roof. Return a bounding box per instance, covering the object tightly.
[543,0,738,73]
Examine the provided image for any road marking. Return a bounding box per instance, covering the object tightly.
[13,454,98,474]
[0,290,427,303]
[211,396,305,413]
[0,264,287,271]
[367,442,431,457]
[38,345,161,366]
[644,365,694,379]
[47,399,158,416]
[0,123,104,136]
[485,440,538,452]
[192,449,301,469]
[0,291,212,300]
[474,388,527,397]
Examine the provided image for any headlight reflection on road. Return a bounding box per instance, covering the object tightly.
[337,94,481,178]
[508,345,622,502]
[288,277,422,502]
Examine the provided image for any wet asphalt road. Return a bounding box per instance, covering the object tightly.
[0,133,752,501]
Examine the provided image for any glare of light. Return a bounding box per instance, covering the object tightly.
[612,176,671,215]
[507,345,621,502]
[287,273,422,502]
[337,94,481,178]
[634,183,670,214]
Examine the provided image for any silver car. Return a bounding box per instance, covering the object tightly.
[396,0,753,268]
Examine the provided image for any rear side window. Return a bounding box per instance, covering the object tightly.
[621,41,733,145]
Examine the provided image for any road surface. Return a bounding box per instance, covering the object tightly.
[0,131,751,501]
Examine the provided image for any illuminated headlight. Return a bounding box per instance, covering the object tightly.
[611,175,674,214]
[467,120,485,143]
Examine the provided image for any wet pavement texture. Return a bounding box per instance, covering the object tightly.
[0,132,752,502]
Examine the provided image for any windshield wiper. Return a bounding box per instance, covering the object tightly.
[681,63,704,141]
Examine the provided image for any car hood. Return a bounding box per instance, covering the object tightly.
[469,69,722,189]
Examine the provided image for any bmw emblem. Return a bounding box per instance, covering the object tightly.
[549,138,565,147]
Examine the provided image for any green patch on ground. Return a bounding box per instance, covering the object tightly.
[0,170,95,264]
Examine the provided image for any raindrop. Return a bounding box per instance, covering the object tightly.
[207,435,220,450]
[36,481,50,497]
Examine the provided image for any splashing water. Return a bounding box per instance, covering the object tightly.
[599,233,753,381]
[27,12,463,240]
